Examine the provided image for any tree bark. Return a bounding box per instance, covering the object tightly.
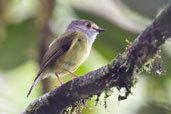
[23,1,171,114]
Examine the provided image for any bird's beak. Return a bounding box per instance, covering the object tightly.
[96,28,105,32]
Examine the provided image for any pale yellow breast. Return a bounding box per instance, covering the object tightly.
[55,31,91,75]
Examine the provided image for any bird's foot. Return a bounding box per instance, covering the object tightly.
[64,69,79,78]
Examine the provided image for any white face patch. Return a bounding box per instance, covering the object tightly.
[87,32,98,45]
[64,20,101,45]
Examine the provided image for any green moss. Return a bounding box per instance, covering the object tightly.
[125,39,133,53]
[27,100,39,113]
[142,51,164,76]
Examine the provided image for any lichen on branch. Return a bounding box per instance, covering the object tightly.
[23,1,171,114]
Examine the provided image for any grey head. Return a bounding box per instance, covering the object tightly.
[65,19,105,43]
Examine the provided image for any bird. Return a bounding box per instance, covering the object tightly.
[27,19,105,97]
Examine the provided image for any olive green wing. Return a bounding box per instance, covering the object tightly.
[39,31,77,75]
[27,31,77,97]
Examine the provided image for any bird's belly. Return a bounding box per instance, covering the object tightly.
[55,40,91,75]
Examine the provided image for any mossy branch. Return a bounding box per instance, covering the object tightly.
[23,1,171,114]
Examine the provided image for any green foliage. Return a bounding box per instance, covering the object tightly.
[121,0,169,18]
[0,19,38,70]
[0,0,171,114]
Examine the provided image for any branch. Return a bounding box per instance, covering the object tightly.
[23,1,171,114]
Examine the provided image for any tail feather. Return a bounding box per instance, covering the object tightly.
[27,74,41,97]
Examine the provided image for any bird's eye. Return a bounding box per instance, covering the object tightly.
[86,23,91,28]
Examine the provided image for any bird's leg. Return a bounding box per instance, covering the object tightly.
[64,69,79,78]
[55,73,63,85]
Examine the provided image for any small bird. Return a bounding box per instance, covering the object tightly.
[27,19,105,97]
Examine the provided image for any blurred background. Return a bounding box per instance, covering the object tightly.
[0,0,171,114]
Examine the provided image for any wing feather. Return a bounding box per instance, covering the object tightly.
[39,31,77,76]
[27,31,77,97]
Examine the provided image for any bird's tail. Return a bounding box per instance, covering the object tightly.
[27,74,41,97]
